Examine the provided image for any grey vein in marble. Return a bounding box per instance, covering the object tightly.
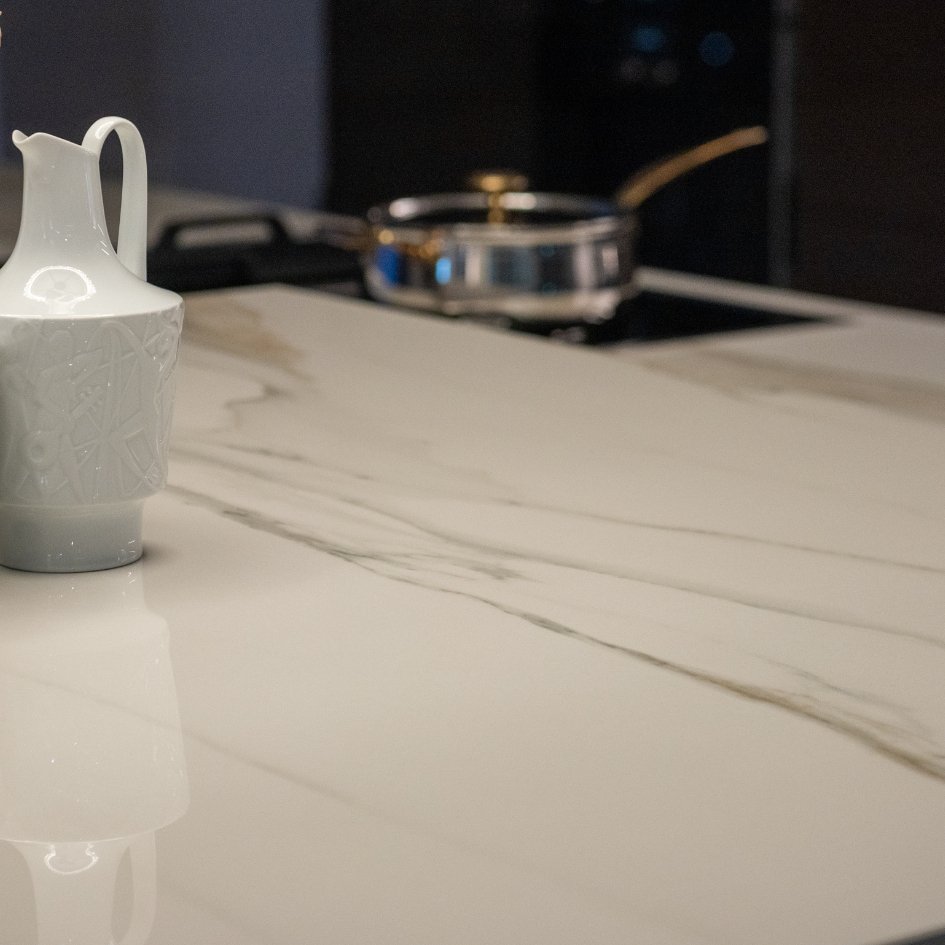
[165,473,945,785]
[169,444,945,650]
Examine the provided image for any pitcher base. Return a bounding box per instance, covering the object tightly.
[0,503,144,572]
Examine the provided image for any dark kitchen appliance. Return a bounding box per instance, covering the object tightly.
[325,0,780,285]
[535,0,776,283]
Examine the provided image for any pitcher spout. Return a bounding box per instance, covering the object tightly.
[12,128,96,161]
[12,126,102,168]
[6,126,114,278]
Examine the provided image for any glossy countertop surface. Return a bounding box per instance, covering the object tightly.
[2,278,945,945]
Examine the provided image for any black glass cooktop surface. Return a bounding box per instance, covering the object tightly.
[509,290,826,345]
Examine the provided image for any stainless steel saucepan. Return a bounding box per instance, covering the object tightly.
[314,126,768,323]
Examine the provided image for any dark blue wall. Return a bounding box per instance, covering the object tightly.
[0,0,328,206]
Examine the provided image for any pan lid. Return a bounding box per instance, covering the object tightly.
[367,191,634,245]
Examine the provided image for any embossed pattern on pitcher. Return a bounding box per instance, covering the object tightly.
[0,310,183,506]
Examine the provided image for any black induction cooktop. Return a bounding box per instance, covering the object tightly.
[508,290,826,344]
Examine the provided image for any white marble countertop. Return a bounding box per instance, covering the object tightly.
[2,277,944,945]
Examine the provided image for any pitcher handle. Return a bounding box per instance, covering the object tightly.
[121,833,158,945]
[82,116,148,280]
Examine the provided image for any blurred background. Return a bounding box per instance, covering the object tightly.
[0,0,943,311]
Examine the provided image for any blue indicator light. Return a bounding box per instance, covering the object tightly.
[699,31,735,68]
[630,25,667,54]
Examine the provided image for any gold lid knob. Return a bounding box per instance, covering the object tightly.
[466,170,530,224]
[466,170,530,195]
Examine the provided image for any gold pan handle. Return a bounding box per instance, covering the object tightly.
[615,125,769,210]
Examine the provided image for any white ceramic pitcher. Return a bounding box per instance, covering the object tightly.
[0,117,183,572]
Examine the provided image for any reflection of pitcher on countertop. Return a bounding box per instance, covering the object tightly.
[0,566,189,945]
[0,117,183,573]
